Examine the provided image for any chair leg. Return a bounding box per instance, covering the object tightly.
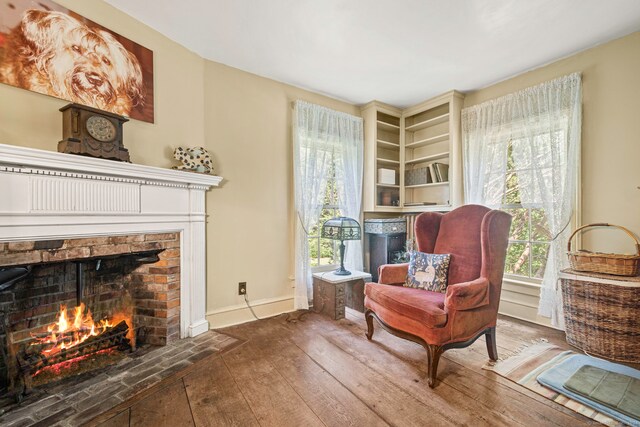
[365,309,374,340]
[485,327,498,361]
[426,345,444,388]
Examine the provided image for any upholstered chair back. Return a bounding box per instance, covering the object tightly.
[414,205,511,313]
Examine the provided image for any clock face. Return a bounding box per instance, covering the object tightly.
[86,115,117,142]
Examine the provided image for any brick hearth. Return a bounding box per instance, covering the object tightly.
[0,331,240,427]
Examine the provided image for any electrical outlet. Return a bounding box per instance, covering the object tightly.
[238,282,247,295]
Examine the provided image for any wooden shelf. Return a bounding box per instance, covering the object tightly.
[377,120,400,131]
[403,204,452,212]
[404,152,449,165]
[405,133,449,149]
[376,183,400,188]
[377,158,400,166]
[376,139,399,148]
[374,205,402,210]
[405,181,449,189]
[404,113,449,132]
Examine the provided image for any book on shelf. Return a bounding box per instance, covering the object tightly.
[428,164,437,183]
[432,163,449,182]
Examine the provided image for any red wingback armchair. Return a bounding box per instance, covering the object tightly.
[364,204,512,387]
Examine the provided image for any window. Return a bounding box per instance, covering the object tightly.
[500,139,552,280]
[483,128,573,281]
[472,123,575,283]
[308,159,341,268]
[462,73,581,326]
[293,99,364,309]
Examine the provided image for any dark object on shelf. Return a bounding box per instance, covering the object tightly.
[405,166,430,186]
[58,103,130,162]
[321,217,361,276]
[567,223,640,276]
[377,188,399,207]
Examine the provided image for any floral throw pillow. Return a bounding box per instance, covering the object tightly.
[404,251,451,293]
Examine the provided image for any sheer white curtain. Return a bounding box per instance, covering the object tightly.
[336,122,364,276]
[462,73,581,328]
[293,101,364,309]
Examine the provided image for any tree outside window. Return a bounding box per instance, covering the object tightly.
[308,160,341,268]
[501,139,553,280]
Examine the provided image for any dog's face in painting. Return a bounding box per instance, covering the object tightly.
[0,9,144,116]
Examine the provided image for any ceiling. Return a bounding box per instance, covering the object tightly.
[104,0,640,108]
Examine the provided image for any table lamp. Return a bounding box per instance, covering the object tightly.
[321,216,361,276]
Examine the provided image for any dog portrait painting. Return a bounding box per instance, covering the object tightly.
[0,0,154,122]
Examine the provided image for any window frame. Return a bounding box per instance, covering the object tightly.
[501,203,549,284]
[491,129,579,285]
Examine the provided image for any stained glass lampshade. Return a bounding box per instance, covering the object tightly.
[321,216,361,275]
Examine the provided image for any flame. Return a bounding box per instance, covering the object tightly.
[30,303,132,357]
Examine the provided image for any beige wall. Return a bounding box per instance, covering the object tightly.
[464,31,640,254]
[0,0,206,167]
[202,61,359,326]
[0,0,359,327]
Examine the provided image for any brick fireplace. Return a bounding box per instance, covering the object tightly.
[1,232,181,346]
[0,143,222,400]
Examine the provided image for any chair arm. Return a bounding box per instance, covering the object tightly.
[377,263,409,285]
[444,277,490,311]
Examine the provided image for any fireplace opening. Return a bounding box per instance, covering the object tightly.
[0,233,181,408]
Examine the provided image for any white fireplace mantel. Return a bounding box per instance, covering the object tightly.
[0,143,222,338]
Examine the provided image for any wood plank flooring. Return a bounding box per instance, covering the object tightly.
[90,311,595,426]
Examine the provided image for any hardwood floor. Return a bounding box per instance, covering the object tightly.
[89,311,595,426]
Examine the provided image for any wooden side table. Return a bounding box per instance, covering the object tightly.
[312,271,372,320]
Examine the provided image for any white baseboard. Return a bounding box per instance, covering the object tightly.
[188,319,210,337]
[206,295,295,329]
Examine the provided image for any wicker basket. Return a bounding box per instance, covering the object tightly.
[560,270,640,362]
[567,223,640,276]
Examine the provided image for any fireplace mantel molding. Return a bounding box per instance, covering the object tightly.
[0,143,222,338]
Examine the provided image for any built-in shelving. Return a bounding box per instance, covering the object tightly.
[362,92,463,213]
[401,91,463,211]
[362,103,403,210]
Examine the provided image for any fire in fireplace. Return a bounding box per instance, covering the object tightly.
[32,303,134,356]
[0,232,181,405]
[17,303,135,395]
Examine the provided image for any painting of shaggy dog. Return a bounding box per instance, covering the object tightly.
[0,1,154,123]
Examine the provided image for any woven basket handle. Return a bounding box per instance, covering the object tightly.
[567,223,640,255]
